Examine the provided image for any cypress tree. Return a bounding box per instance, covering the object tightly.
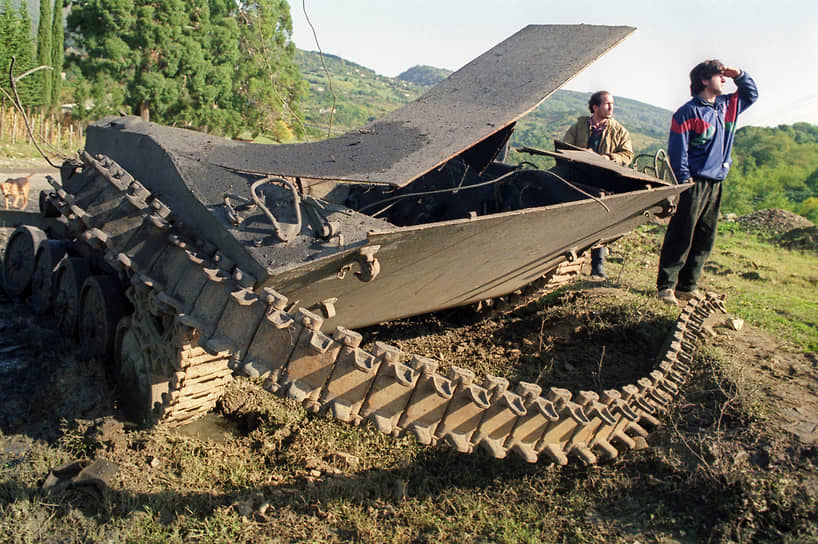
[36,0,53,110]
[235,0,307,140]
[0,0,38,108]
[0,1,17,79]
[51,0,64,110]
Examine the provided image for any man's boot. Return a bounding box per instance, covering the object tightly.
[591,247,606,278]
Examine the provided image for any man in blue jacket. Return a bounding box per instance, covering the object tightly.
[656,60,758,306]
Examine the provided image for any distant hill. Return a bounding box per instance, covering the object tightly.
[296,50,672,155]
[295,49,429,138]
[397,65,450,87]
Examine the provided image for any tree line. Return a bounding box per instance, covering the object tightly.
[1,0,306,140]
[724,123,818,223]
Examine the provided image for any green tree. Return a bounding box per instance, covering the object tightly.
[798,197,818,223]
[35,0,53,110]
[0,0,37,109]
[0,1,18,79]
[51,0,64,109]
[65,0,305,139]
[805,167,818,193]
[724,124,818,218]
[235,0,306,139]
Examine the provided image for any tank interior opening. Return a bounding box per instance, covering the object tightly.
[336,144,668,228]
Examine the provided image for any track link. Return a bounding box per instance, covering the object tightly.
[45,152,724,464]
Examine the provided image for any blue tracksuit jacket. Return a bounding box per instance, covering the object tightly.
[668,72,758,182]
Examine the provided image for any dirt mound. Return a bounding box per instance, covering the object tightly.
[776,226,818,253]
[736,208,814,234]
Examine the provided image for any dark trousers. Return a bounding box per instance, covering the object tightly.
[657,179,722,292]
[590,247,607,278]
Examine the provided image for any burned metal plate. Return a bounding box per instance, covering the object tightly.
[208,24,635,187]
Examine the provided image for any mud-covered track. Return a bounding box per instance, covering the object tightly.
[17,152,724,465]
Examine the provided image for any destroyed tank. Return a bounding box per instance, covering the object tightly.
[1,24,722,465]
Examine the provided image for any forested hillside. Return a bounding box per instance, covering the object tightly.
[297,50,671,154]
[724,123,818,221]
[295,50,428,138]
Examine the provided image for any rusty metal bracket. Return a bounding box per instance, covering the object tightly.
[657,196,678,219]
[250,177,303,243]
[337,245,381,282]
[222,193,255,226]
[303,195,340,240]
[356,246,380,281]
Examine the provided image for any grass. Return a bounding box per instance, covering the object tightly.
[0,141,48,161]
[611,221,818,352]
[707,223,818,351]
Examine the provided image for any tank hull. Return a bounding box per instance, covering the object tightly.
[79,112,687,331]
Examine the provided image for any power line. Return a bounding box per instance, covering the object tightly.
[302,0,337,139]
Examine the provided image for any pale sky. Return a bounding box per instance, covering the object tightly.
[289,0,818,127]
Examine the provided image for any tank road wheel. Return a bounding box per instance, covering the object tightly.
[78,275,129,361]
[113,315,169,425]
[54,257,92,337]
[31,240,68,314]
[2,225,47,297]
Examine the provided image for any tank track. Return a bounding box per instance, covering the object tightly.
[40,152,724,464]
[475,256,587,315]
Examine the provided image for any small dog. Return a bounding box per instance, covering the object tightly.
[1,174,32,209]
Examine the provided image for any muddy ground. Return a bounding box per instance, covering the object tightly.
[0,163,817,541]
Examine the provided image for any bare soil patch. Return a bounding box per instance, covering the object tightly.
[737,208,815,234]
[777,226,818,253]
[0,157,54,175]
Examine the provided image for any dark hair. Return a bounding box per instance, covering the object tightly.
[588,91,611,114]
[690,59,724,95]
